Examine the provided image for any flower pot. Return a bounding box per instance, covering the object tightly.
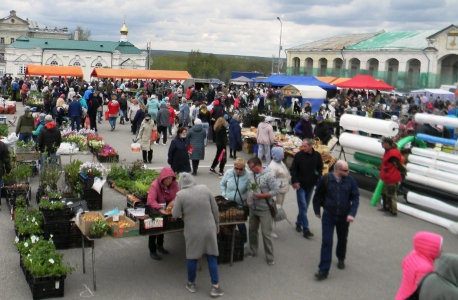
[88,233,103,239]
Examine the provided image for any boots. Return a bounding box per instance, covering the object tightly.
[120,117,124,125]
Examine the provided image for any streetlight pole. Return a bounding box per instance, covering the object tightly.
[277,17,282,74]
[271,55,275,74]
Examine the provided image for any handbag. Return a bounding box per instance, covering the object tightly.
[150,129,158,142]
[405,272,435,300]
[236,139,242,152]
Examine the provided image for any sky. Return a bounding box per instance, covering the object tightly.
[2,0,458,58]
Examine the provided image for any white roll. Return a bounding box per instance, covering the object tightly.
[407,192,458,217]
[414,113,458,128]
[406,172,458,195]
[397,203,456,231]
[411,147,458,164]
[340,114,399,136]
[406,163,458,184]
[408,154,458,175]
[339,133,385,157]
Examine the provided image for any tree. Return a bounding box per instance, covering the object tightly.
[73,26,92,41]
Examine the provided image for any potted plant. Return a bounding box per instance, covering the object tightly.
[89,220,109,238]
[11,164,32,183]
[64,159,83,194]
[40,163,60,191]
[38,197,70,222]
[14,207,44,238]
[79,162,106,179]
[97,144,119,163]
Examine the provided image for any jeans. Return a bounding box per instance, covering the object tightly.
[1,84,6,94]
[318,211,349,274]
[188,255,219,285]
[202,122,209,145]
[168,124,173,136]
[148,234,164,253]
[257,144,271,165]
[249,208,274,260]
[296,187,314,232]
[40,152,57,170]
[18,133,32,143]
[108,117,117,128]
[71,116,81,131]
[97,111,102,122]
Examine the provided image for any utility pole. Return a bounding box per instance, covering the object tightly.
[277,17,282,74]
[271,55,275,74]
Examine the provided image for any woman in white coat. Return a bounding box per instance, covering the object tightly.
[134,113,155,163]
[268,147,291,238]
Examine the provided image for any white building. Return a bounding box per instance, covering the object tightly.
[4,22,147,79]
[286,25,458,91]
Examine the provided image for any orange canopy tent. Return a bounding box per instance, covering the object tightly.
[90,68,192,80]
[315,77,337,84]
[25,65,84,78]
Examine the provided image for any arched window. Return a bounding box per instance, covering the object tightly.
[95,62,102,68]
[50,61,58,66]
[73,62,81,66]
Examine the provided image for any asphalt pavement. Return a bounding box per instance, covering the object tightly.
[1,105,457,300]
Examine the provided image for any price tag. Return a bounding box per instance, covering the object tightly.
[55,281,60,289]
[113,214,119,222]
[144,217,163,229]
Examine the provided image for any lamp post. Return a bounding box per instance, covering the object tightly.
[277,17,282,74]
[271,55,275,74]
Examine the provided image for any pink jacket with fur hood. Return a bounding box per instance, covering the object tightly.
[395,231,443,300]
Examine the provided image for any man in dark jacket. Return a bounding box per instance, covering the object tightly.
[312,160,359,280]
[0,140,12,202]
[68,95,83,131]
[87,91,100,131]
[290,138,323,238]
[118,93,128,124]
[37,115,62,168]
[16,106,36,142]
[156,103,170,145]
[314,116,332,144]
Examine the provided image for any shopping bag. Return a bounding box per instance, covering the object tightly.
[218,149,226,162]
[150,129,158,142]
[105,111,109,121]
[84,116,91,129]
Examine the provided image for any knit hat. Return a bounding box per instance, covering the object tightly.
[39,113,46,121]
[60,94,65,98]
[224,114,229,120]
[45,115,53,122]
[144,113,151,119]
[194,118,202,125]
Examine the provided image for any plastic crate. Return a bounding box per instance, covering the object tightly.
[217,247,244,265]
[27,274,66,300]
[82,189,103,211]
[68,222,91,248]
[41,207,71,223]
[78,173,95,190]
[218,229,244,250]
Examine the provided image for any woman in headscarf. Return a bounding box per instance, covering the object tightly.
[268,147,291,238]
[172,173,223,297]
[132,101,146,135]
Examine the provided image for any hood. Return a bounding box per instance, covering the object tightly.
[111,99,119,105]
[159,167,176,183]
[44,122,57,129]
[271,147,284,163]
[229,118,238,125]
[413,231,442,261]
[178,173,196,190]
[160,103,166,109]
[213,100,220,106]
[192,124,203,132]
[434,253,458,285]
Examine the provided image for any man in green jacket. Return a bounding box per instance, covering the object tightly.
[16,106,36,143]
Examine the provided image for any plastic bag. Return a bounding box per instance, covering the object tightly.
[56,142,78,155]
[131,142,141,152]
[91,177,106,194]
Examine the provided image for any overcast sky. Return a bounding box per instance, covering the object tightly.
[2,0,458,58]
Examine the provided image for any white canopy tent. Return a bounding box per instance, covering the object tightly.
[410,89,455,102]
[231,76,253,85]
[281,84,327,113]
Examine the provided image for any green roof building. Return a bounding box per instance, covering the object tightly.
[286,25,458,90]
[4,22,146,79]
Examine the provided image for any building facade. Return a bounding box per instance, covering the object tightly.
[286,25,458,91]
[4,23,147,79]
[0,10,70,74]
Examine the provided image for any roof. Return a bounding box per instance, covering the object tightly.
[426,24,458,39]
[25,65,83,77]
[346,30,436,51]
[288,31,383,51]
[90,68,192,80]
[11,36,142,54]
[231,76,253,82]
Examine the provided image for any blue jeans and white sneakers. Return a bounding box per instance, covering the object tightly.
[186,255,223,297]
[296,187,315,238]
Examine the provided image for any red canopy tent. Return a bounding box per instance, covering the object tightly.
[334,74,394,90]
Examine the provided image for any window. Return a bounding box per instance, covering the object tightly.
[50,61,58,66]
[10,38,14,44]
[73,62,81,66]
[95,62,102,67]
[18,64,26,74]
[0,38,4,44]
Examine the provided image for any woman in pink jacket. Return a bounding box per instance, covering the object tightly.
[395,231,443,300]
[146,167,179,261]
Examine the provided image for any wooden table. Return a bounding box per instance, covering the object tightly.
[76,221,243,291]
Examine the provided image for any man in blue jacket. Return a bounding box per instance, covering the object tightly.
[68,95,83,131]
[312,160,359,280]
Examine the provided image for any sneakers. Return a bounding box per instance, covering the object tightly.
[337,260,345,270]
[244,251,256,258]
[157,246,169,255]
[154,142,158,145]
[162,143,166,146]
[210,286,224,297]
[314,272,328,281]
[266,259,275,266]
[218,172,224,178]
[150,252,162,260]
[271,232,278,239]
[303,231,314,239]
[209,168,218,175]
[295,225,302,232]
[186,282,196,293]
[169,135,173,138]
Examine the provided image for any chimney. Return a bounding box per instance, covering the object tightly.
[10,10,16,17]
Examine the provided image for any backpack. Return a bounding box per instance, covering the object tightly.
[405,272,435,300]
[12,82,18,90]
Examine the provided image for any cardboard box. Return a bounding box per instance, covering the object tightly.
[78,212,105,236]
[243,140,254,154]
[106,215,139,238]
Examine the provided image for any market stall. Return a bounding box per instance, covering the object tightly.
[90,68,192,81]
[231,76,253,85]
[281,84,327,113]
[334,74,394,90]
[410,88,455,102]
